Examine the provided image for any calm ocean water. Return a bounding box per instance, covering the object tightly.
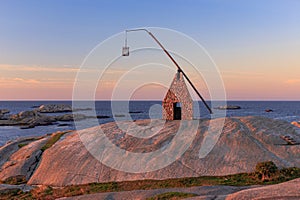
[0,101,299,146]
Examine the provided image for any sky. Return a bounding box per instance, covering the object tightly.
[0,0,299,100]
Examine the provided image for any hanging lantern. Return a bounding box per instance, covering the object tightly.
[122,46,129,56]
[122,31,129,56]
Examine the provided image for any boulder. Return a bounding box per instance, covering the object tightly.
[0,136,48,183]
[36,104,72,113]
[0,109,10,120]
[27,116,300,186]
[265,109,273,112]
[0,109,10,115]
[226,178,300,200]
[291,121,300,128]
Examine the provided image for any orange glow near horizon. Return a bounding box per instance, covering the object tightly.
[1,55,300,101]
[1,77,300,100]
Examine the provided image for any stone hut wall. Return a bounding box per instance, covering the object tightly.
[162,72,193,120]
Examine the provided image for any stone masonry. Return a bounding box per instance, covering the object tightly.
[162,71,193,120]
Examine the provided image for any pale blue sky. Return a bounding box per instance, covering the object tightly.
[0,0,300,100]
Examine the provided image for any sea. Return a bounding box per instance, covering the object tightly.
[0,101,300,146]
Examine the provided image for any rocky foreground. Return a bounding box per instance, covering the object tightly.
[57,178,300,200]
[0,116,300,199]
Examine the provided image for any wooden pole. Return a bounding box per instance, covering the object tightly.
[126,29,213,114]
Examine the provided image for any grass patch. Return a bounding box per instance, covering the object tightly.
[18,143,28,148]
[40,131,69,152]
[146,192,198,200]
[3,175,27,185]
[27,166,300,199]
[5,164,300,199]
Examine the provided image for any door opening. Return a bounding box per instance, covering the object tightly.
[173,102,181,120]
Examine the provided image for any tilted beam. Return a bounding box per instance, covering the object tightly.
[126,28,213,114]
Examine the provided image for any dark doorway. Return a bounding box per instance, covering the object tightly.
[173,102,181,120]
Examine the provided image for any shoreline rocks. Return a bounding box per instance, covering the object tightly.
[36,104,72,113]
[215,105,241,110]
[0,109,10,120]
[265,109,273,112]
[0,110,96,129]
[291,121,300,128]
[35,104,92,113]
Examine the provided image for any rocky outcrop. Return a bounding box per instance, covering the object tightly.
[55,114,88,121]
[226,178,300,200]
[59,185,254,200]
[215,105,241,110]
[0,110,90,129]
[291,121,300,128]
[26,116,300,187]
[36,104,72,113]
[0,137,42,168]
[0,109,10,115]
[57,179,300,200]
[36,104,92,113]
[0,109,10,119]
[0,136,49,183]
[9,111,56,128]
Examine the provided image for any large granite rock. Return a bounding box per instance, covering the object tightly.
[27,116,300,187]
[226,178,300,200]
[59,185,254,200]
[0,136,48,183]
[59,179,300,200]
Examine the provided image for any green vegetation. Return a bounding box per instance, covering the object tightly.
[146,192,198,200]
[0,188,22,198]
[18,143,28,148]
[255,161,278,181]
[40,131,69,152]
[1,163,300,200]
[2,175,27,185]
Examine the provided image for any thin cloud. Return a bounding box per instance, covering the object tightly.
[0,64,78,73]
[285,79,300,84]
[13,77,40,84]
[220,70,264,77]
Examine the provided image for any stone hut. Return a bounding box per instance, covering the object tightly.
[162,70,193,120]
